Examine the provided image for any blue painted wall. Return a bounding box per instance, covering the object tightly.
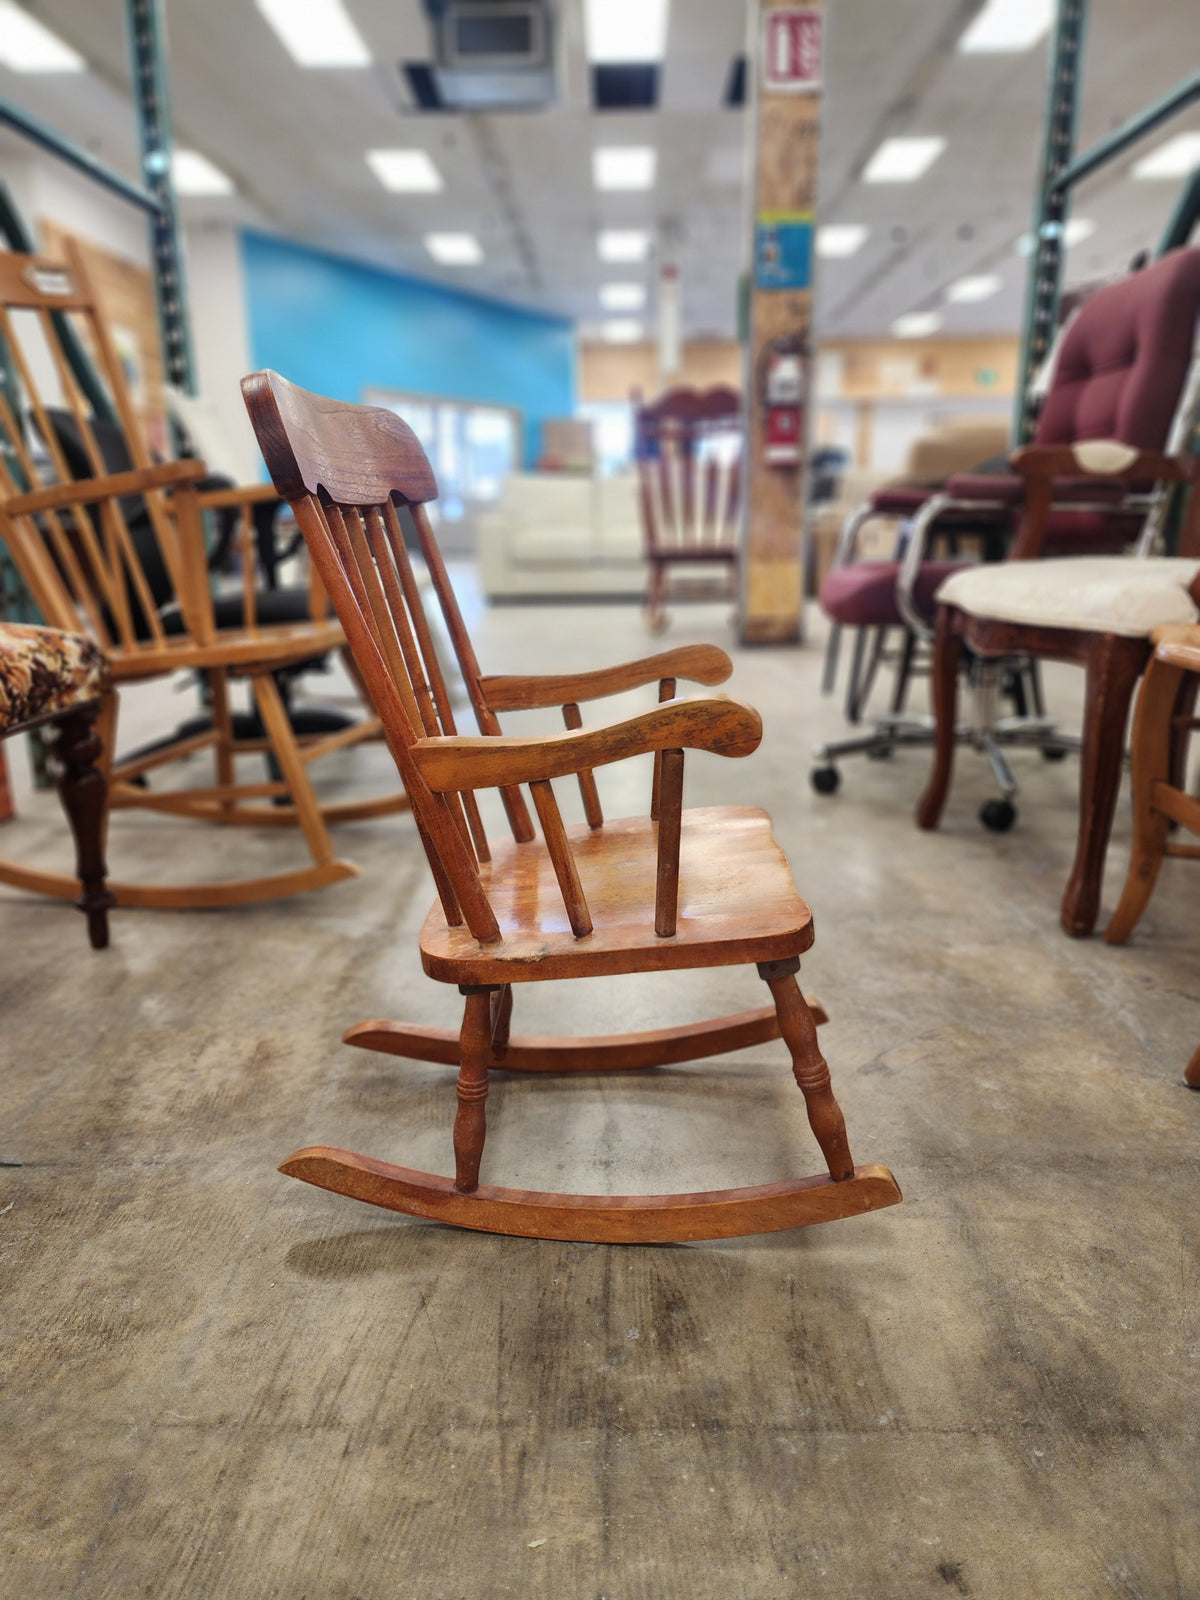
[239,229,575,467]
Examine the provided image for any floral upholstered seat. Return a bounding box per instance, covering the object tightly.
[0,624,107,734]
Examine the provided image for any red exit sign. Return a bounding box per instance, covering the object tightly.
[762,7,822,93]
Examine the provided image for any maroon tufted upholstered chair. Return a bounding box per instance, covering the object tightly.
[815,251,1200,798]
[912,246,1200,939]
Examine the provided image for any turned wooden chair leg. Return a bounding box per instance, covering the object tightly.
[1105,653,1183,945]
[915,605,963,831]
[1060,634,1148,939]
[758,958,854,1181]
[489,984,513,1064]
[454,987,497,1192]
[52,705,115,950]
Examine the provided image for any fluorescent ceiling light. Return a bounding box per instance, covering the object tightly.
[594,147,656,191]
[425,232,483,265]
[0,2,84,71]
[602,319,644,343]
[958,0,1052,53]
[892,311,943,339]
[366,149,442,193]
[600,283,647,311]
[863,137,946,183]
[816,225,868,259]
[1131,132,1200,180]
[172,150,235,197]
[598,230,651,262]
[255,0,370,67]
[946,273,1002,303]
[584,0,668,63]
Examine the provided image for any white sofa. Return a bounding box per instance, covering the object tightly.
[477,472,647,601]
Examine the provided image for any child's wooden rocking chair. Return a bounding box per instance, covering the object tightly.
[244,371,901,1243]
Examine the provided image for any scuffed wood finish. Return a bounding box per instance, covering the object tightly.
[244,369,899,1241]
[277,1149,901,1244]
[917,602,1149,937]
[342,998,829,1071]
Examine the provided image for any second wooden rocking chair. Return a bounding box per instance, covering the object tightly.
[244,370,901,1244]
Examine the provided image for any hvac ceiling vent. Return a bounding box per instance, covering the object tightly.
[431,0,556,110]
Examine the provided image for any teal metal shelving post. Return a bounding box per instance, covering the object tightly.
[1013,0,1087,445]
[125,0,197,394]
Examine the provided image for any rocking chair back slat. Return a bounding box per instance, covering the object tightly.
[0,249,218,654]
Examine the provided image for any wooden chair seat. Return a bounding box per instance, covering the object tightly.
[108,618,348,681]
[421,806,813,985]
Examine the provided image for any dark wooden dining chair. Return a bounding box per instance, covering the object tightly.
[243,369,901,1243]
[0,622,113,946]
[634,385,743,631]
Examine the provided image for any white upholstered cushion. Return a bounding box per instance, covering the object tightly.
[935,556,1200,638]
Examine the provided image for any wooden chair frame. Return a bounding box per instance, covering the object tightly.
[0,248,406,909]
[635,386,742,632]
[1105,622,1200,1087]
[916,443,1200,938]
[244,370,901,1243]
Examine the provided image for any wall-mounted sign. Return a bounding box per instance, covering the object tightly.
[755,210,813,290]
[762,7,822,95]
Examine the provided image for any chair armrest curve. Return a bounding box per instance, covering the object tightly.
[478,644,733,710]
[412,693,761,790]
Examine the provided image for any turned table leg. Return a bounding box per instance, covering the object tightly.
[915,605,963,831]
[53,705,115,950]
[1060,634,1147,939]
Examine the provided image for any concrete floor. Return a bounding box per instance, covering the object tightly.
[2,579,1198,1599]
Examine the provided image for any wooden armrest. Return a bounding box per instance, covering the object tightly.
[3,458,209,518]
[479,644,733,711]
[1009,443,1193,484]
[412,693,761,791]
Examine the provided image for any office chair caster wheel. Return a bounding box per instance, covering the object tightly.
[979,798,1016,832]
[866,745,894,760]
[811,765,840,795]
[1041,746,1068,761]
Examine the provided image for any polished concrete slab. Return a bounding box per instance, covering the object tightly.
[2,583,1198,1599]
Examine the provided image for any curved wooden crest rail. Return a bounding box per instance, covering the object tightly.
[244,369,901,1243]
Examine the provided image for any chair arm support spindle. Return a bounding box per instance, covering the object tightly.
[529,779,593,938]
[654,749,684,937]
[563,702,603,828]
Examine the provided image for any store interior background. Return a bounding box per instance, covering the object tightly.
[3,0,1195,581]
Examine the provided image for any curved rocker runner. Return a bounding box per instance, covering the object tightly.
[244,370,902,1244]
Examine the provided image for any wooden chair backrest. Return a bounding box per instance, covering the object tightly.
[633,385,743,555]
[242,369,543,945]
[0,246,212,653]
